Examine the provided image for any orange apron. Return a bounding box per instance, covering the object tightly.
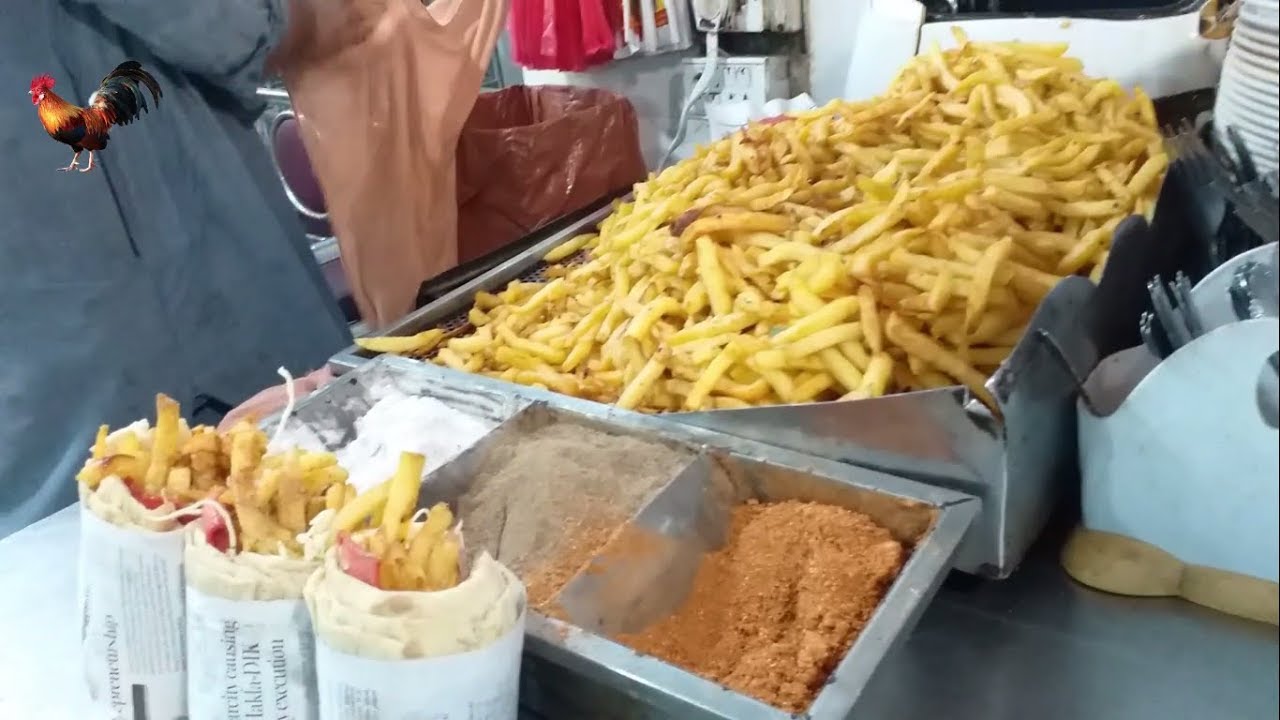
[274,0,508,327]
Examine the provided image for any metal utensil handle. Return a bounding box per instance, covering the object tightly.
[1229,263,1259,320]
[1224,125,1259,183]
[1139,312,1172,360]
[1173,273,1207,338]
[268,109,329,222]
[1148,278,1193,349]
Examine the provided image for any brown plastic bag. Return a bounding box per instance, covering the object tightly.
[272,0,508,328]
[455,86,646,264]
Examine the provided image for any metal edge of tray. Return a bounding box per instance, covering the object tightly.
[260,356,534,444]
[327,202,620,375]
[524,444,976,719]
[333,355,981,719]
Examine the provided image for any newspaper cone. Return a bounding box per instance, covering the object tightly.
[184,528,323,720]
[79,481,187,719]
[305,546,526,718]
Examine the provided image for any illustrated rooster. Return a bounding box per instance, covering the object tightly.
[29,60,162,173]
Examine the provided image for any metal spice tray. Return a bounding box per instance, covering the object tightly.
[290,356,979,720]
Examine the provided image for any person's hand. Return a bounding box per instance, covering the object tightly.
[217,367,335,432]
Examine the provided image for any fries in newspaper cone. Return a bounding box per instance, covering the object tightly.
[334,452,464,592]
[76,393,355,552]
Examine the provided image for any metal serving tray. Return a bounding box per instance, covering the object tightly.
[264,357,531,449]
[327,205,1092,579]
[294,356,978,719]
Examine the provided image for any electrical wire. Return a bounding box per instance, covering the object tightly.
[659,0,730,169]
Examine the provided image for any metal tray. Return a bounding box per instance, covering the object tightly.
[264,357,531,449]
[329,193,1147,579]
[329,202,617,372]
[330,253,1091,582]
[292,357,978,719]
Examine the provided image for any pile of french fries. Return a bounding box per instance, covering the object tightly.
[77,394,357,554]
[360,31,1167,413]
[331,452,463,592]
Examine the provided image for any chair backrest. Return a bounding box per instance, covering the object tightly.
[271,112,332,237]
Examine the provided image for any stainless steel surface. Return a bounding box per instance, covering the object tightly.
[266,354,530,446]
[3,512,1277,719]
[331,252,1099,578]
[296,357,978,719]
[311,235,340,265]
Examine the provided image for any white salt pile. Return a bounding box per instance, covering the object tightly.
[335,394,495,492]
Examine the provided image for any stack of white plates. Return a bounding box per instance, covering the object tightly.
[1214,0,1280,174]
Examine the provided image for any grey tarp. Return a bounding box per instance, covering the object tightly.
[0,0,351,537]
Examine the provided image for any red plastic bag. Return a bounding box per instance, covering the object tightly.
[455,86,645,264]
[579,0,616,66]
[511,0,615,71]
[509,0,548,68]
[543,0,584,70]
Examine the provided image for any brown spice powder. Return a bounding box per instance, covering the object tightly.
[613,500,906,714]
[523,510,626,612]
[459,420,690,601]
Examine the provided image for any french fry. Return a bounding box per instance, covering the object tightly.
[382,452,426,542]
[407,503,454,569]
[425,538,461,590]
[885,313,1000,415]
[333,480,391,535]
[857,286,883,353]
[144,395,181,494]
[355,329,446,355]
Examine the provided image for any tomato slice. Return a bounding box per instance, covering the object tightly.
[200,504,230,553]
[123,479,165,510]
[337,532,381,588]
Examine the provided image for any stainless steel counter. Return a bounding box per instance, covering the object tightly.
[2,507,1276,720]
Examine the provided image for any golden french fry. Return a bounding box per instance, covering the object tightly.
[679,211,791,244]
[856,353,895,398]
[407,503,454,568]
[355,329,446,355]
[144,394,181,493]
[382,452,426,542]
[783,323,862,359]
[885,313,1000,415]
[425,536,461,590]
[164,466,192,496]
[965,237,1014,332]
[618,349,671,410]
[543,233,596,263]
[92,425,109,461]
[275,462,308,533]
[324,482,347,512]
[856,286,883,352]
[333,480,391,534]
